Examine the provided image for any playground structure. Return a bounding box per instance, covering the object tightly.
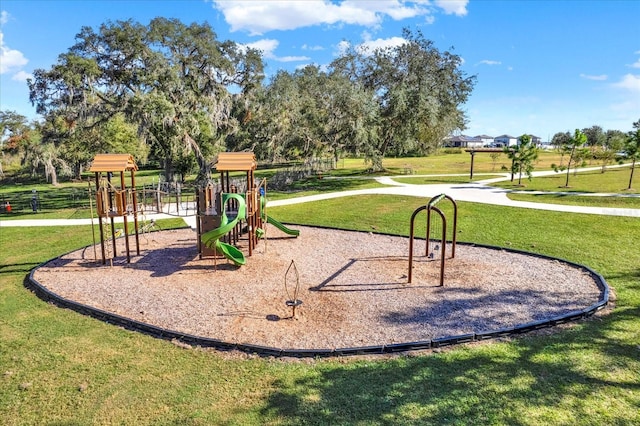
[87,152,299,268]
[408,193,458,285]
[31,172,611,356]
[89,154,141,264]
[196,152,299,268]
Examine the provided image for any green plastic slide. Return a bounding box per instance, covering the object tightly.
[266,215,300,237]
[201,193,247,266]
[213,240,245,266]
[259,194,300,237]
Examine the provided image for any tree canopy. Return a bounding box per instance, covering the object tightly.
[552,129,588,188]
[329,29,475,170]
[10,18,640,186]
[28,17,264,182]
[504,134,539,185]
[24,20,476,181]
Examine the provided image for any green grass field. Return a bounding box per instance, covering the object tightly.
[494,166,638,194]
[3,152,637,217]
[1,194,639,425]
[1,153,639,424]
[337,150,567,176]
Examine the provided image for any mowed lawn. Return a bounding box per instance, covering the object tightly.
[1,193,639,425]
[497,164,640,208]
[338,150,567,176]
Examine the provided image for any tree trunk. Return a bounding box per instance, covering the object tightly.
[518,164,523,185]
[74,162,84,180]
[163,158,174,183]
[50,169,58,186]
[46,158,59,186]
[628,159,636,190]
[194,150,211,185]
[510,158,515,182]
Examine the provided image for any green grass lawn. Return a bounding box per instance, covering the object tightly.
[266,175,384,200]
[391,174,505,185]
[495,166,638,194]
[336,150,566,176]
[1,195,639,425]
[508,193,640,208]
[492,166,640,208]
[3,152,635,218]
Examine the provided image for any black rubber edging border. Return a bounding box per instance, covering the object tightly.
[25,225,609,358]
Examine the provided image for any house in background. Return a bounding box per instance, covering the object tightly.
[493,134,518,147]
[516,134,542,145]
[475,135,495,146]
[445,133,544,148]
[444,135,484,148]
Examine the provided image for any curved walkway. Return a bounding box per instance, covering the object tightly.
[1,165,639,228]
[269,165,640,218]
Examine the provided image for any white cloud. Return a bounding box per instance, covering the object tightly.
[335,40,351,56]
[278,55,312,63]
[12,70,32,81]
[333,34,410,59]
[302,44,324,51]
[213,1,376,34]
[477,60,501,66]
[434,0,469,16]
[245,39,279,57]
[612,73,640,92]
[358,36,407,54]
[349,0,428,21]
[212,0,465,34]
[0,32,28,74]
[244,38,310,62]
[580,73,608,81]
[1,10,9,25]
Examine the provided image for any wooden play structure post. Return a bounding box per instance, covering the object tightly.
[89,154,140,265]
[408,194,457,285]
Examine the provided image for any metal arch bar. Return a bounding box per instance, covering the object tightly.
[408,205,427,283]
[428,193,446,207]
[430,206,447,287]
[443,194,458,258]
[426,194,457,259]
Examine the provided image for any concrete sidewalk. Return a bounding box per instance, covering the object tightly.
[267,171,640,217]
[266,182,640,217]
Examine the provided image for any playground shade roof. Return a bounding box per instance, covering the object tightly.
[214,152,257,171]
[89,154,138,172]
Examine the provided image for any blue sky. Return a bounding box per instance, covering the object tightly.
[1,0,639,140]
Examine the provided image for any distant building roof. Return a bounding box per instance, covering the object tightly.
[475,134,494,139]
[447,135,482,142]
